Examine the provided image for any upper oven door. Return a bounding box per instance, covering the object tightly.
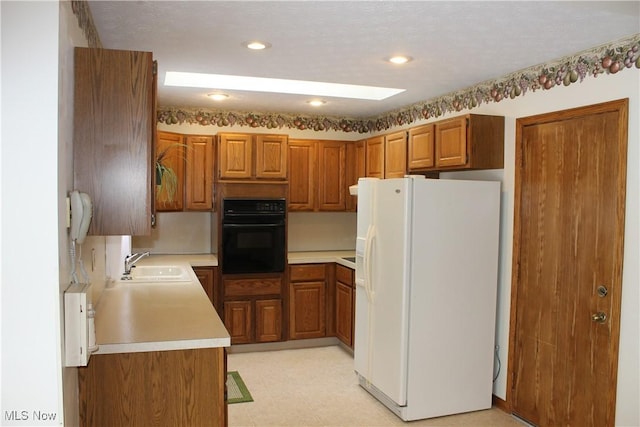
[221,220,285,274]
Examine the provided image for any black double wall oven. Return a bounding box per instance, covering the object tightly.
[221,198,286,275]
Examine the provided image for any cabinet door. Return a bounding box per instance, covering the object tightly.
[193,267,216,308]
[346,140,365,212]
[255,135,288,179]
[255,299,282,342]
[365,136,385,178]
[224,300,252,344]
[74,48,154,236]
[435,116,468,168]
[408,124,435,170]
[335,281,353,347]
[218,133,252,179]
[155,131,185,211]
[185,136,213,210]
[384,131,407,178]
[318,141,346,211]
[289,281,326,339]
[288,140,316,211]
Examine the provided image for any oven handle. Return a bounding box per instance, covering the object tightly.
[222,223,284,228]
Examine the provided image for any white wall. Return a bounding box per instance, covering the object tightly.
[1,2,64,425]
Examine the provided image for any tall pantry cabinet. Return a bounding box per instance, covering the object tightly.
[74,47,156,235]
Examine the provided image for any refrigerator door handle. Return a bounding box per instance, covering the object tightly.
[364,225,376,302]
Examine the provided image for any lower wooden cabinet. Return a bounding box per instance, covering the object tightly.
[289,264,327,339]
[223,276,283,344]
[79,347,226,427]
[335,264,355,348]
[193,266,216,309]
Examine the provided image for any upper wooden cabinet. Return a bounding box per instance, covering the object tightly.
[288,140,346,212]
[185,135,214,210]
[74,47,155,236]
[156,131,185,211]
[218,133,287,180]
[408,124,435,170]
[365,136,385,178]
[425,114,504,171]
[384,131,408,178]
[345,140,365,212]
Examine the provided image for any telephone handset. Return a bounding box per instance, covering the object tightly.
[70,191,92,244]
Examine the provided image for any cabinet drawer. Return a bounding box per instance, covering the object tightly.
[336,264,354,286]
[224,277,282,297]
[290,264,326,281]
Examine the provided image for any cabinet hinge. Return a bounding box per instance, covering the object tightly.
[152,60,158,76]
[465,117,470,127]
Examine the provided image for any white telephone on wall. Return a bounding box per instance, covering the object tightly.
[70,190,92,244]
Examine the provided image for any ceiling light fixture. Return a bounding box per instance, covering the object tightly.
[307,100,326,107]
[208,93,229,101]
[244,41,271,50]
[388,55,412,65]
[165,72,405,101]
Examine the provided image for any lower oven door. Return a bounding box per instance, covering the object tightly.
[222,222,285,274]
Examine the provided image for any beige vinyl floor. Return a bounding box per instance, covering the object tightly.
[227,345,526,427]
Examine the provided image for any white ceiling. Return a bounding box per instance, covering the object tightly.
[87,1,639,119]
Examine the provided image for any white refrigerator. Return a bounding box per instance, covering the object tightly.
[353,176,501,421]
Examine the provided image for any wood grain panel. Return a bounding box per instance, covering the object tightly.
[224,277,282,297]
[218,133,252,179]
[345,141,365,212]
[255,299,282,342]
[74,47,153,235]
[185,135,213,210]
[408,124,435,170]
[289,281,326,339]
[155,131,184,211]
[255,135,287,179]
[384,131,407,178]
[365,136,385,178]
[335,264,354,287]
[224,300,252,343]
[335,280,353,347]
[509,99,627,427]
[78,348,226,427]
[290,264,326,281]
[288,140,316,211]
[318,141,347,210]
[435,116,468,168]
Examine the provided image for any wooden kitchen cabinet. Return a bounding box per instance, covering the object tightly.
[79,347,226,427]
[365,135,385,178]
[288,140,347,211]
[74,47,155,236]
[346,140,365,212]
[218,133,287,180]
[434,114,504,170]
[223,276,283,344]
[155,131,185,211]
[185,135,214,210]
[384,131,408,178]
[289,264,327,339]
[335,264,355,348]
[408,124,435,171]
[193,266,216,309]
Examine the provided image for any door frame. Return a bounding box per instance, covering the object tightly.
[506,98,629,421]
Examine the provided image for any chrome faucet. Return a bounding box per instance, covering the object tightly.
[123,251,150,276]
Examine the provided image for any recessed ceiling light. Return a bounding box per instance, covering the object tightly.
[244,41,271,50]
[208,93,229,101]
[165,72,405,101]
[388,55,412,65]
[307,100,326,107]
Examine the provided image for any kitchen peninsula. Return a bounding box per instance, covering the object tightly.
[78,256,229,427]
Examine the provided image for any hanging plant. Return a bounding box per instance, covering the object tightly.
[155,143,187,203]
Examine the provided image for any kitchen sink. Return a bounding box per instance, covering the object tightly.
[124,265,191,282]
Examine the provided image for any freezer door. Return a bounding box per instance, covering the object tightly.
[356,178,412,406]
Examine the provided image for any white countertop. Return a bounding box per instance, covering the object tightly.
[94,255,229,355]
[93,251,354,355]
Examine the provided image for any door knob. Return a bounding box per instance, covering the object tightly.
[591,312,607,323]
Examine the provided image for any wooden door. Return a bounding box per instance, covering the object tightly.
[346,140,365,211]
[255,134,287,179]
[384,131,407,178]
[193,267,215,308]
[289,281,326,339]
[185,135,213,210]
[255,299,282,342]
[365,136,385,178]
[288,140,316,211]
[509,99,628,427]
[435,116,468,168]
[224,300,252,344]
[318,141,346,211]
[155,131,185,211]
[218,133,252,179]
[408,124,435,170]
